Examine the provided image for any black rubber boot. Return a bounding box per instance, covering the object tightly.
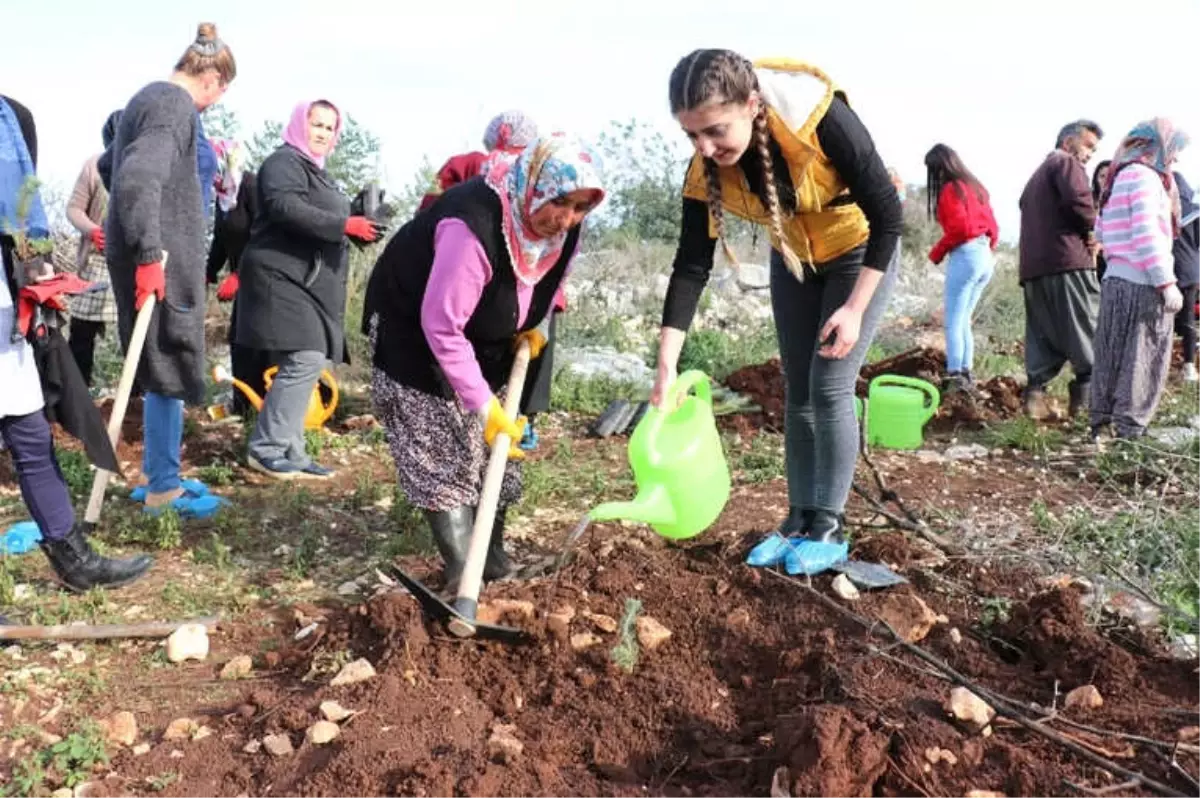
[781,507,815,537]
[40,524,153,593]
[483,505,515,582]
[808,510,847,545]
[1068,380,1091,417]
[424,507,473,592]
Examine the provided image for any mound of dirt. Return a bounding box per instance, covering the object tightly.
[724,348,1027,434]
[114,534,1197,797]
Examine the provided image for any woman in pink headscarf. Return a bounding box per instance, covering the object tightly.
[235,100,386,480]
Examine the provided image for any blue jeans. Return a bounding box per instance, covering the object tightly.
[944,235,994,373]
[142,391,183,494]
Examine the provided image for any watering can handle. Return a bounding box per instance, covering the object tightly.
[869,374,941,423]
[644,370,712,468]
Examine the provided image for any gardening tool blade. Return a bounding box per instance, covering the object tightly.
[831,559,908,589]
[387,565,530,644]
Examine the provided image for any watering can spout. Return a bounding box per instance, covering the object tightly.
[211,365,264,411]
[588,484,676,528]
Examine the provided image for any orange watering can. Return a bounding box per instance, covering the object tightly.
[587,370,731,540]
[211,364,339,429]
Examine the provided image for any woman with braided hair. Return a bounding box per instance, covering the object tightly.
[654,49,903,576]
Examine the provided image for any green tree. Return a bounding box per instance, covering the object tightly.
[593,119,689,244]
[243,114,381,196]
[387,156,438,223]
[200,103,240,142]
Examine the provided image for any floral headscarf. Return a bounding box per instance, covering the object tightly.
[483,133,605,286]
[483,110,539,154]
[210,138,248,213]
[1101,117,1191,232]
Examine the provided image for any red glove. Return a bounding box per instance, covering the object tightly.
[135,262,165,310]
[216,272,239,302]
[89,227,105,253]
[345,216,381,242]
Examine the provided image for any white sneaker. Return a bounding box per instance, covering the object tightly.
[1184,363,1199,383]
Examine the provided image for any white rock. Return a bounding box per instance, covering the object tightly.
[320,701,355,723]
[163,718,196,741]
[242,739,262,754]
[949,628,963,645]
[306,721,341,745]
[262,733,294,756]
[337,581,359,596]
[165,624,209,663]
[636,616,672,651]
[944,444,990,461]
[947,687,995,728]
[831,574,860,601]
[132,743,151,756]
[487,723,524,763]
[330,658,376,687]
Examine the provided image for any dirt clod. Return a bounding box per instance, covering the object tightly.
[100,710,137,747]
[1064,684,1103,710]
[546,605,576,638]
[488,723,524,763]
[584,612,618,633]
[875,592,939,642]
[569,632,602,651]
[635,615,672,650]
[220,655,254,681]
[163,717,197,741]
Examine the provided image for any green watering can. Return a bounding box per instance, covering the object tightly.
[588,370,731,540]
[866,374,940,450]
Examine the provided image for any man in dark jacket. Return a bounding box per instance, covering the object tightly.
[1018,119,1104,418]
[1173,172,1199,382]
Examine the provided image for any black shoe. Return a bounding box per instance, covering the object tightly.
[1068,380,1091,417]
[40,524,153,593]
[483,505,515,582]
[424,507,473,592]
[808,510,847,545]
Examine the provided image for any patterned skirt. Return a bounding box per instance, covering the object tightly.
[68,253,118,325]
[369,316,522,511]
[1089,277,1174,435]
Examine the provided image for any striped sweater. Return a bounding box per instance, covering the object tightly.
[1096,163,1175,287]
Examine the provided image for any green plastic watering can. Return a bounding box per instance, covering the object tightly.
[588,370,731,540]
[866,374,940,450]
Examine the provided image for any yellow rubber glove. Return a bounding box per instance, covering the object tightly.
[513,328,547,359]
[482,396,527,460]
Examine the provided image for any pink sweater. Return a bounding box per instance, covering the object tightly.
[422,218,561,412]
[1096,163,1175,288]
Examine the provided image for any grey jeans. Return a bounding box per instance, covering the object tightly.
[247,349,327,467]
[771,244,898,515]
[1023,270,1100,388]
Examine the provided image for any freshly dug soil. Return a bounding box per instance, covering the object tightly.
[115,532,1198,797]
[724,348,1027,433]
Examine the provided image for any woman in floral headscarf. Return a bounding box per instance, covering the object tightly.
[205,138,270,415]
[363,133,604,590]
[416,110,540,213]
[1092,118,1191,439]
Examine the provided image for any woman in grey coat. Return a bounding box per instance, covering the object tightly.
[101,22,236,519]
[235,99,383,479]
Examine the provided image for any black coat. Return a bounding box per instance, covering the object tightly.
[206,172,259,283]
[235,146,350,360]
[1173,173,1199,290]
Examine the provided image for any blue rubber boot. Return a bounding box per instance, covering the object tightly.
[746,508,812,567]
[785,510,849,576]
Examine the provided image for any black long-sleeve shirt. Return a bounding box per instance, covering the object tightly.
[662,97,903,330]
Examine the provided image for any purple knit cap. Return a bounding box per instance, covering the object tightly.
[483,110,539,153]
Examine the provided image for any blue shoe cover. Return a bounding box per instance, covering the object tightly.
[746,532,802,567]
[143,493,229,520]
[784,539,850,576]
[131,479,209,503]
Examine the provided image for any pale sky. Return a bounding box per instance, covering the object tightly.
[3,0,1198,243]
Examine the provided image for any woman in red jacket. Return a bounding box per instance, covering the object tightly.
[925,144,999,391]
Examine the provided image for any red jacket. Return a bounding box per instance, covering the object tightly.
[929,180,999,264]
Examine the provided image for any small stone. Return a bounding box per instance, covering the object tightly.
[52,789,73,798]
[220,655,253,681]
[169,750,184,759]
[165,624,210,663]
[337,581,359,596]
[320,701,354,723]
[330,658,376,687]
[306,721,340,745]
[132,743,151,756]
[949,628,963,645]
[947,687,995,728]
[876,594,939,643]
[74,781,104,798]
[726,607,752,629]
[487,723,524,763]
[1064,684,1103,710]
[237,704,256,719]
[547,605,576,638]
[585,613,618,634]
[490,599,536,622]
[242,739,262,754]
[101,710,138,747]
[924,747,958,766]
[570,632,602,651]
[263,733,294,756]
[965,791,1006,798]
[192,725,212,741]
[38,732,62,746]
[831,574,860,601]
[163,717,197,741]
[636,616,672,651]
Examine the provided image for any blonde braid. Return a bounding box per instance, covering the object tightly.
[703,158,739,265]
[753,106,805,280]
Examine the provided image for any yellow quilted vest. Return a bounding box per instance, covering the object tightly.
[681,59,870,267]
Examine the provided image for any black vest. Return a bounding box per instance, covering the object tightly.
[363,178,578,398]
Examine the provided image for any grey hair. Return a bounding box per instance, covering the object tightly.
[1056,119,1104,149]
